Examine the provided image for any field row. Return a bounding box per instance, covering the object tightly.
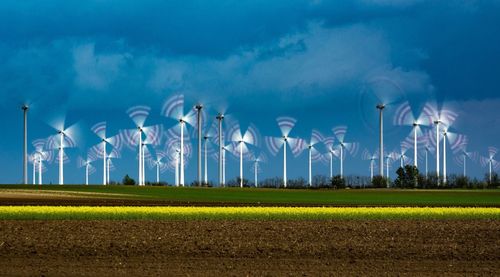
[0,206,499,220]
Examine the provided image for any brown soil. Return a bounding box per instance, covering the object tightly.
[0,220,499,276]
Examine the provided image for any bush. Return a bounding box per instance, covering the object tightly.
[122,174,136,186]
[191,181,214,187]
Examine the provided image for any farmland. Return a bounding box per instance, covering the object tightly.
[0,185,499,207]
[0,186,499,275]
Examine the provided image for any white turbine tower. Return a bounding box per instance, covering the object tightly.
[201,122,218,184]
[332,126,359,179]
[148,150,168,184]
[77,153,96,185]
[385,153,395,183]
[195,104,204,185]
[165,137,193,186]
[250,151,267,187]
[423,103,458,185]
[322,137,340,179]
[46,121,78,185]
[227,122,260,188]
[453,145,477,177]
[31,139,51,185]
[265,117,304,188]
[394,142,413,169]
[362,149,379,181]
[394,102,433,169]
[421,133,435,180]
[105,148,121,185]
[162,95,198,186]
[125,106,162,186]
[215,113,225,186]
[91,122,123,185]
[480,147,499,184]
[441,129,467,184]
[300,130,324,186]
[376,104,385,177]
[22,104,29,184]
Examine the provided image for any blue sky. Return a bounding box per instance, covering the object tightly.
[1,0,499,184]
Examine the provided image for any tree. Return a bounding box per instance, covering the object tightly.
[485,172,500,188]
[455,175,470,189]
[331,175,346,189]
[394,165,419,188]
[371,175,388,188]
[122,174,136,186]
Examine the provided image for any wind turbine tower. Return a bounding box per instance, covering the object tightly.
[376,104,385,177]
[22,105,28,184]
[195,104,203,185]
[216,113,224,186]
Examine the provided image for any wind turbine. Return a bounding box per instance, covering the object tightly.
[147,149,168,183]
[195,104,204,185]
[105,148,121,185]
[441,129,467,184]
[393,142,413,169]
[221,142,237,186]
[249,151,267,187]
[215,113,225,186]
[30,138,53,185]
[332,126,359,179]
[322,136,339,179]
[22,104,29,184]
[376,104,385,177]
[480,147,499,184]
[423,103,458,185]
[421,133,435,179]
[46,122,78,185]
[300,130,324,186]
[227,122,260,187]
[201,121,218,184]
[162,95,198,186]
[165,136,193,186]
[265,117,304,188]
[362,149,378,181]
[360,77,407,177]
[384,152,400,184]
[453,144,477,177]
[124,105,162,186]
[91,122,123,185]
[394,102,432,169]
[77,153,96,185]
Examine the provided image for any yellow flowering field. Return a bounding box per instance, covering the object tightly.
[0,206,499,220]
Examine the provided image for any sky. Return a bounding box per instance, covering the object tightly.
[1,0,500,184]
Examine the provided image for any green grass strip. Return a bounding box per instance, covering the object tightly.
[1,185,500,207]
[0,206,499,220]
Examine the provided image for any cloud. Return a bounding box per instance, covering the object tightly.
[73,43,128,90]
[0,21,435,113]
[142,22,433,105]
